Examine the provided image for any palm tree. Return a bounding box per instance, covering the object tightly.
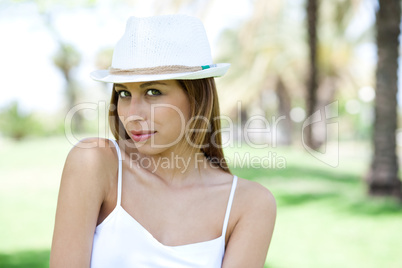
[39,9,85,132]
[305,0,319,149]
[304,0,370,148]
[367,0,401,198]
[52,42,83,132]
[216,0,308,146]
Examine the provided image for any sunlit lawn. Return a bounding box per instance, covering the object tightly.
[1,136,402,267]
[225,142,402,268]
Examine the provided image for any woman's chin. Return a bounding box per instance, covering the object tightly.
[131,142,170,156]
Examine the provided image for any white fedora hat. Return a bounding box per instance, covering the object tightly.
[90,15,230,83]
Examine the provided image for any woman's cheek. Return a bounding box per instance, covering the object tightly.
[158,108,187,136]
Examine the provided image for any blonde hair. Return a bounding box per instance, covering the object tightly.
[109,78,231,173]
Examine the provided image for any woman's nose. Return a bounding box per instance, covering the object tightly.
[119,95,150,130]
[128,96,147,119]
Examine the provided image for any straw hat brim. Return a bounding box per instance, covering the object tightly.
[90,63,230,83]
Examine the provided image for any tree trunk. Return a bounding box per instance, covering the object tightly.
[368,0,401,198]
[276,77,292,145]
[305,0,319,149]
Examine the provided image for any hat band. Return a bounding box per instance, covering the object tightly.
[109,64,217,75]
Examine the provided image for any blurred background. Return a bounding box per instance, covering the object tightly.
[1,0,402,267]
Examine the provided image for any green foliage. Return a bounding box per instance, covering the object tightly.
[0,250,50,268]
[0,102,65,140]
[52,43,81,77]
[0,102,45,140]
[224,144,402,268]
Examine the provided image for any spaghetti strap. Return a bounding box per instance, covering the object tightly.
[108,139,123,207]
[222,175,238,238]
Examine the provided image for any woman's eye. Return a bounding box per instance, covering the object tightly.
[118,90,131,98]
[146,89,162,96]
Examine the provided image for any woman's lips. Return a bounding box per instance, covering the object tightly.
[130,131,156,142]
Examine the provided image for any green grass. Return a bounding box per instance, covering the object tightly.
[226,142,402,268]
[1,137,402,267]
[0,136,72,265]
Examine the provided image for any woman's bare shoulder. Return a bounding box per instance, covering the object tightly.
[235,177,276,216]
[67,137,118,163]
[63,137,119,184]
[222,177,276,266]
[51,138,119,267]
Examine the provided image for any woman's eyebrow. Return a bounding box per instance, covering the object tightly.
[139,82,168,89]
[114,83,128,89]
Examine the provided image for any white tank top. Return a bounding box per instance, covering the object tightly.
[90,139,238,268]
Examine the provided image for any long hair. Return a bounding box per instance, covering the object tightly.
[109,78,231,173]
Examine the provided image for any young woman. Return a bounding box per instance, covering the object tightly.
[50,15,276,268]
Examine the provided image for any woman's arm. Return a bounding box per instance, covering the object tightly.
[222,180,277,268]
[50,139,115,268]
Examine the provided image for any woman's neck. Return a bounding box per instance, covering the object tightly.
[142,151,208,186]
[120,139,213,187]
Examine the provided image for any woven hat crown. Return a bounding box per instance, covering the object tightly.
[90,15,230,82]
[112,15,213,70]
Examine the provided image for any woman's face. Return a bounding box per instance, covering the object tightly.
[115,80,191,155]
